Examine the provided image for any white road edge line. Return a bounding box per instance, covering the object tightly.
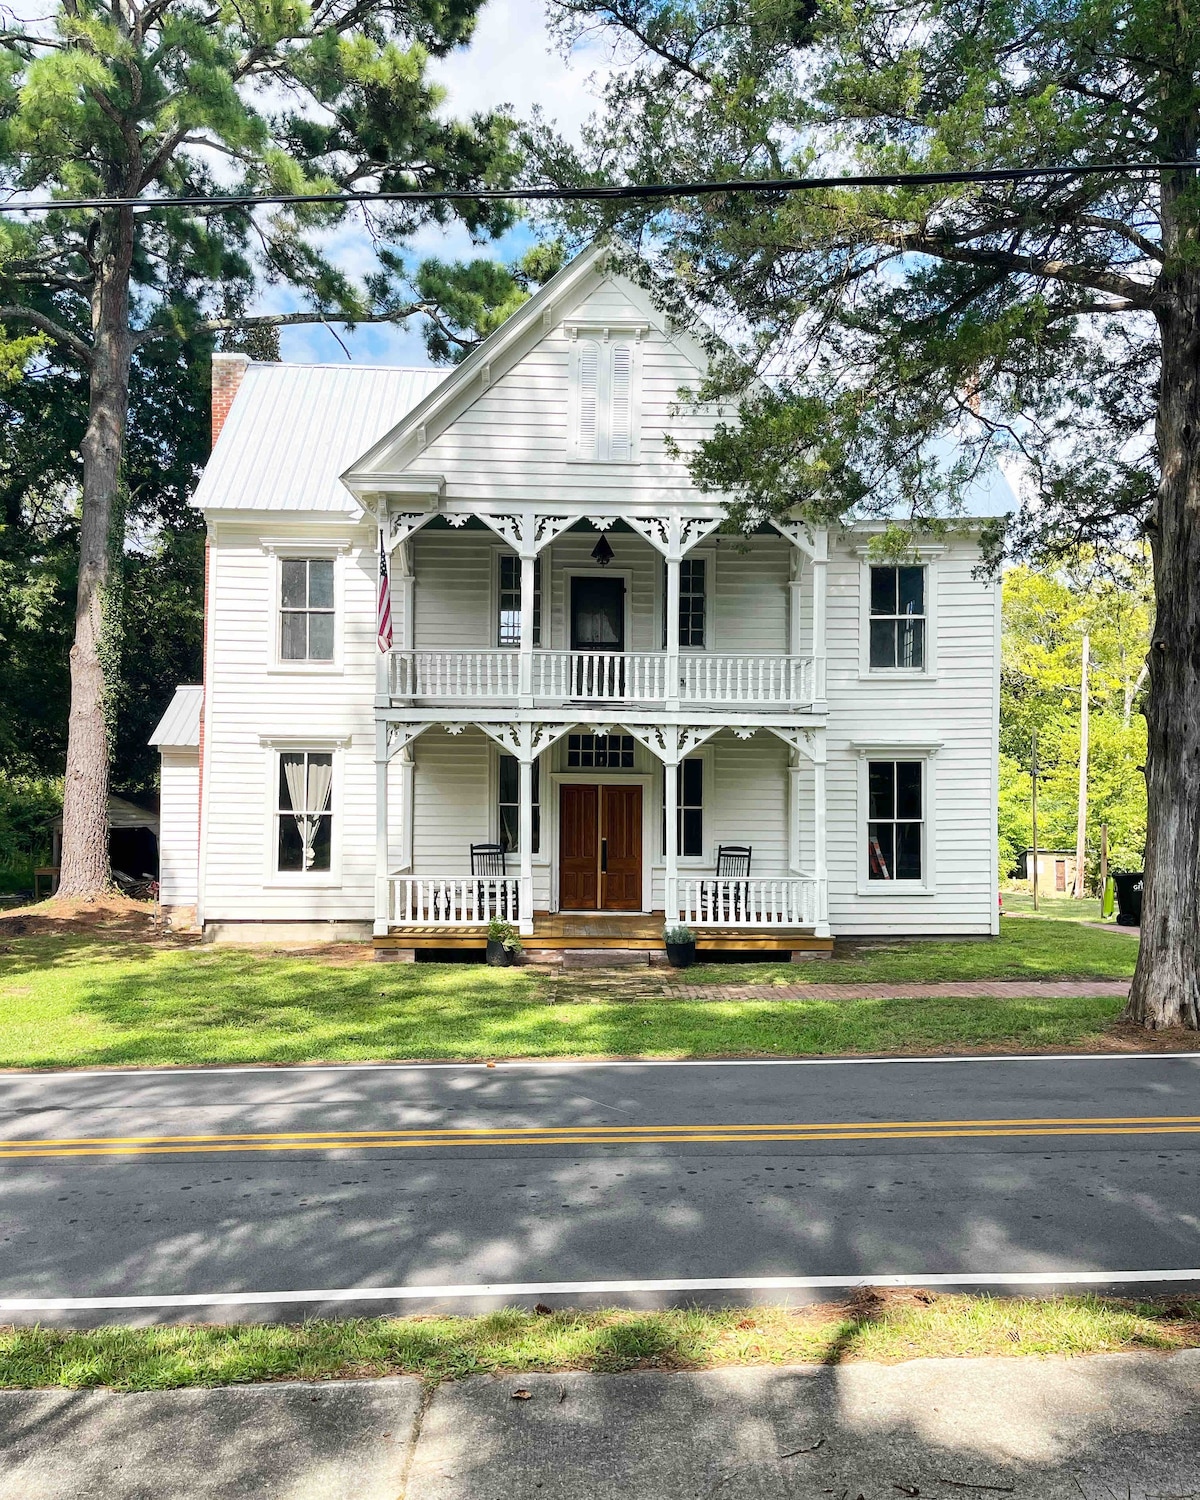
[2,1053,1198,1082]
[3,1269,1199,1311]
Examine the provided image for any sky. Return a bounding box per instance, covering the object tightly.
[276,0,611,367]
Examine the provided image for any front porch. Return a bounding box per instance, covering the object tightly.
[373,907,834,958]
[373,717,831,953]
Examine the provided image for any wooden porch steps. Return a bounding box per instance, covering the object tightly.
[374,911,833,956]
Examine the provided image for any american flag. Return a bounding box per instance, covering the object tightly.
[376,530,393,652]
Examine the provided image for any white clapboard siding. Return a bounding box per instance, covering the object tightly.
[159,749,199,906]
[823,535,999,935]
[200,526,379,924]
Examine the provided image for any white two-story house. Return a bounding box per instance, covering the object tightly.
[150,243,1007,959]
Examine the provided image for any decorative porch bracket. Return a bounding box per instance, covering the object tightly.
[473,512,577,706]
[622,516,723,711]
[623,722,725,922]
[473,719,577,935]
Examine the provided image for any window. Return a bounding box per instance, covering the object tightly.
[662,558,707,648]
[662,757,703,857]
[277,751,333,872]
[498,755,540,853]
[497,555,541,647]
[572,338,638,461]
[867,760,923,881]
[280,558,335,662]
[869,565,925,670]
[566,733,634,768]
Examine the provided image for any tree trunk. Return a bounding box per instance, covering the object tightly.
[1124,277,1200,1029]
[57,209,135,899]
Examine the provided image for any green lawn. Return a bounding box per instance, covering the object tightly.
[1,1296,1196,1390]
[1000,889,1110,922]
[0,918,1144,1069]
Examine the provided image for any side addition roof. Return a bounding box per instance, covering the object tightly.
[190,363,447,515]
[149,685,204,748]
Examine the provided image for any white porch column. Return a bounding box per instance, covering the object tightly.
[374,719,390,937]
[812,530,828,707]
[665,555,681,711]
[397,540,415,649]
[813,752,830,938]
[663,754,679,922]
[519,552,536,707]
[787,751,802,873]
[517,751,535,935]
[788,551,804,658]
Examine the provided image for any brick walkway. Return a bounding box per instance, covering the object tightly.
[658,979,1131,1001]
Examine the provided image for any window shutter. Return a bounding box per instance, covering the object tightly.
[577,340,600,458]
[609,343,633,460]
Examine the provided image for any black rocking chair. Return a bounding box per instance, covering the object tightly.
[716,844,752,920]
[470,842,515,921]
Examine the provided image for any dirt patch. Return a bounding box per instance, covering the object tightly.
[0,895,189,945]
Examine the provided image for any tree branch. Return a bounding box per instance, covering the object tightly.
[132,303,435,343]
[0,305,92,364]
[1077,214,1164,262]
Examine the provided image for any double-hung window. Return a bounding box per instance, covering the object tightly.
[571,338,639,461]
[497,555,541,647]
[662,558,706,648]
[497,754,540,853]
[867,760,923,882]
[277,751,333,873]
[869,565,925,670]
[662,757,703,858]
[280,558,335,662]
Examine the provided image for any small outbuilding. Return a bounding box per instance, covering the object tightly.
[1015,848,1078,893]
[149,685,203,923]
[49,795,161,890]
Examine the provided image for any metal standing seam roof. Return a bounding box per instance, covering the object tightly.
[189,362,447,515]
[149,685,204,748]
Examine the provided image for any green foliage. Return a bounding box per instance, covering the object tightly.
[532,0,1177,558]
[0,773,60,886]
[1000,560,1151,880]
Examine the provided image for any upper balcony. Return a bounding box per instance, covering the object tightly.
[387,649,824,710]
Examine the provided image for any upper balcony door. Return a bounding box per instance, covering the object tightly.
[570,575,626,698]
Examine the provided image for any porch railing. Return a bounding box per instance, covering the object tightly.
[677,875,820,928]
[390,649,818,706]
[390,651,519,700]
[388,875,520,926]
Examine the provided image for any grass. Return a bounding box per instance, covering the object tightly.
[1,1295,1196,1391]
[0,918,1145,1069]
[1000,889,1110,923]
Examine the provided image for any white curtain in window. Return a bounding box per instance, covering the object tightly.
[284,755,333,868]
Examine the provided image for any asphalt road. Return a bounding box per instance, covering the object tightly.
[0,1053,1198,1323]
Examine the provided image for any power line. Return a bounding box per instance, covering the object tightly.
[0,159,1192,214]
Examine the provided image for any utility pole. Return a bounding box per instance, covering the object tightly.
[1030,729,1040,912]
[1072,631,1091,898]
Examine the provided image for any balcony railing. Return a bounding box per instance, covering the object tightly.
[389,650,819,707]
[677,875,821,928]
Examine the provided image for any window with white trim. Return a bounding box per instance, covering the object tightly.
[571,338,639,460]
[869,565,925,670]
[867,760,923,881]
[280,558,335,661]
[498,754,540,853]
[661,557,707,648]
[567,733,634,768]
[661,757,703,857]
[277,751,333,872]
[497,555,541,647]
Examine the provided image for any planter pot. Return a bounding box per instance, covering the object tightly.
[665,940,696,969]
[486,938,513,967]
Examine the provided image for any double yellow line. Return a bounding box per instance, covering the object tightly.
[0,1113,1198,1160]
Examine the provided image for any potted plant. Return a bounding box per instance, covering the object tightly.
[486,918,523,966]
[663,922,697,968]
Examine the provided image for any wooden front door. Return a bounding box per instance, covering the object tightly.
[558,783,643,911]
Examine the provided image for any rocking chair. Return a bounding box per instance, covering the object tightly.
[716,844,752,921]
[470,842,515,921]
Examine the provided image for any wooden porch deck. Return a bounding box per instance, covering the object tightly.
[375,911,833,955]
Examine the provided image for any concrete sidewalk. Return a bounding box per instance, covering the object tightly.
[1,1350,1198,1499]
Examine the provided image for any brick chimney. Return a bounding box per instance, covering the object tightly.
[211,352,250,447]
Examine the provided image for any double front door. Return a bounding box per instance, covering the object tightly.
[559,784,642,911]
